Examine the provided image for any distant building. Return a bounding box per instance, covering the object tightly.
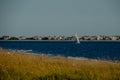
[2,36,10,40]
[90,36,97,40]
[83,36,91,40]
[104,36,111,40]
[9,37,19,40]
[56,36,65,40]
[47,36,56,40]
[111,36,119,40]
[97,36,104,40]
[19,36,27,40]
[33,36,42,40]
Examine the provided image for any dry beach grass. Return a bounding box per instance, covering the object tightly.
[0,48,120,80]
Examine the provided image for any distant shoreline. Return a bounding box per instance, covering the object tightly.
[0,40,120,42]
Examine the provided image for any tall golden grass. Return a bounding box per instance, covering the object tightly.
[0,49,120,80]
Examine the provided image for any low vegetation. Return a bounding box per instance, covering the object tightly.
[0,49,120,80]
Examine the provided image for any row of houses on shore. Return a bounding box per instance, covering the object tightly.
[0,35,120,41]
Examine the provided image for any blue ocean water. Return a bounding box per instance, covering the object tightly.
[0,41,120,60]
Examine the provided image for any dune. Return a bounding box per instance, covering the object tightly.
[0,48,120,80]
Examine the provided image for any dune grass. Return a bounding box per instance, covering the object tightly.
[0,49,120,80]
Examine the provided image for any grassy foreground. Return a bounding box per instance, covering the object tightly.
[0,49,120,80]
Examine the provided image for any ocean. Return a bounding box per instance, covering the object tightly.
[0,41,120,61]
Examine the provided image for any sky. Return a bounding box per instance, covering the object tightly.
[0,0,120,37]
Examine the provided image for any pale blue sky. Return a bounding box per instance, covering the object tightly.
[0,0,120,37]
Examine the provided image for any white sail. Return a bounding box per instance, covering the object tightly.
[75,33,80,44]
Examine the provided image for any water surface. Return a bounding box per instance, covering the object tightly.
[0,41,120,60]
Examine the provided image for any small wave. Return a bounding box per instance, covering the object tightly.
[67,56,100,61]
[67,56,89,60]
[16,49,33,53]
[6,49,33,53]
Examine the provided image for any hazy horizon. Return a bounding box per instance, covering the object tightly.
[0,0,120,37]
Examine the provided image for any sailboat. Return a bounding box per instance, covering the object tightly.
[75,33,80,44]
